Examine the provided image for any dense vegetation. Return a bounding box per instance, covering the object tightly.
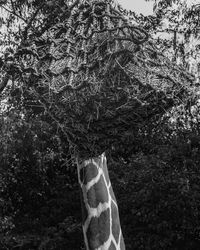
[1,0,200,249]
[1,95,200,250]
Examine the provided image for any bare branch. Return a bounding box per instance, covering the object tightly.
[1,5,27,23]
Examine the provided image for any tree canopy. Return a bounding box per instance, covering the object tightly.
[0,0,195,157]
[1,1,200,250]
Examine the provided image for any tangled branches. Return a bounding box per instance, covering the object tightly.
[3,0,194,157]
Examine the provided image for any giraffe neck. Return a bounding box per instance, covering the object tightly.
[77,152,125,250]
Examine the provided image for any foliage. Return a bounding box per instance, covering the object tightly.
[0,0,194,158]
[118,152,200,250]
[143,0,200,84]
[1,86,200,250]
[110,104,200,250]
[0,1,200,250]
[0,105,83,249]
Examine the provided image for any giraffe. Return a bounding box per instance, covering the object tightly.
[77,152,126,250]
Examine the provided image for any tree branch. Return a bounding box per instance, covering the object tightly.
[23,2,45,40]
[1,5,27,23]
[0,73,10,93]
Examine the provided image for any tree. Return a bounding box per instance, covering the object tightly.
[143,0,200,83]
[0,0,195,249]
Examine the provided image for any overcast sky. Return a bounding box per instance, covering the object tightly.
[118,0,154,15]
[117,0,198,15]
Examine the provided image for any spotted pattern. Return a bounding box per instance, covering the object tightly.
[87,175,109,207]
[80,162,99,184]
[77,152,126,250]
[109,242,116,250]
[87,209,110,249]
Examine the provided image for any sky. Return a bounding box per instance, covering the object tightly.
[118,0,154,15]
[117,0,198,15]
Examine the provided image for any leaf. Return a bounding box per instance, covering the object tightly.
[0,0,7,6]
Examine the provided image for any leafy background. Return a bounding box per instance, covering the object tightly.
[1,0,200,249]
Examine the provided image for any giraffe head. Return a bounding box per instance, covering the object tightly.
[77,153,125,250]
